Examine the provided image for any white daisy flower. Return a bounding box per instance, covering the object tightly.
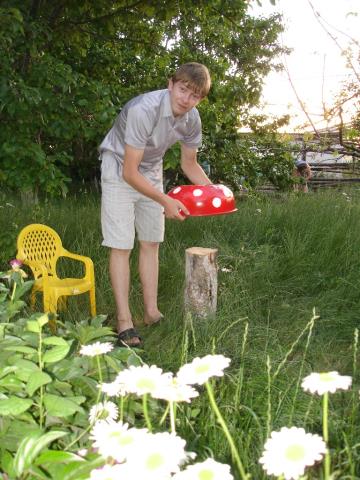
[116,364,172,397]
[301,371,352,395]
[89,464,126,480]
[125,431,187,479]
[79,341,113,357]
[259,426,327,480]
[99,379,128,397]
[89,401,118,424]
[90,421,148,462]
[173,458,234,480]
[176,355,231,386]
[152,376,199,403]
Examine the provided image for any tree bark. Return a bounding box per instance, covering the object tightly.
[184,247,218,318]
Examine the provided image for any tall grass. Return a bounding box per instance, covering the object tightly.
[1,187,360,477]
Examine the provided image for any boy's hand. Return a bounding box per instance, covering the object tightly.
[163,197,189,221]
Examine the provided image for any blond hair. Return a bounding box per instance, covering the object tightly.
[171,62,211,98]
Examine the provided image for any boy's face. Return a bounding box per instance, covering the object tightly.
[168,79,203,117]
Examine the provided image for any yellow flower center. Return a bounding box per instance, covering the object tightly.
[109,431,122,440]
[285,444,306,461]
[119,434,133,446]
[98,410,109,419]
[137,378,155,390]
[146,453,163,470]
[199,469,214,480]
[195,364,210,374]
[319,373,335,382]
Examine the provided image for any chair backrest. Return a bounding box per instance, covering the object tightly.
[17,224,63,278]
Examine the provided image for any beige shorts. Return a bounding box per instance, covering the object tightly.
[100,151,165,249]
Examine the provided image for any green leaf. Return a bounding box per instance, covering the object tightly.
[13,430,68,476]
[0,397,33,416]
[26,371,52,396]
[0,366,17,379]
[37,314,49,327]
[35,450,84,465]
[43,343,70,363]
[0,450,16,478]
[43,394,84,417]
[0,375,24,393]
[43,336,69,346]
[12,359,40,381]
[57,456,105,480]
[26,320,41,333]
[13,281,34,300]
[4,345,37,354]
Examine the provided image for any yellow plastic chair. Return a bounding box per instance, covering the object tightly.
[16,224,96,322]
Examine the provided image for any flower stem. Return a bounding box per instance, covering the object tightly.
[10,281,17,302]
[119,396,124,423]
[169,401,176,434]
[143,394,152,432]
[37,328,44,429]
[96,356,103,384]
[65,423,93,451]
[323,392,330,479]
[205,381,249,480]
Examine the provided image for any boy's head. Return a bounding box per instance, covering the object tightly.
[171,62,211,98]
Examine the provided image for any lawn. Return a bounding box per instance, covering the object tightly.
[0,187,359,479]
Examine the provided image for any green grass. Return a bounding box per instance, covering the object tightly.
[1,187,360,478]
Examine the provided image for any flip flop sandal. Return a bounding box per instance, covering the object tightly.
[116,328,143,348]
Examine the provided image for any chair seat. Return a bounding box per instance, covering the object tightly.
[34,277,93,296]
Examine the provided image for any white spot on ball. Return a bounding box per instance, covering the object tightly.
[173,187,181,194]
[193,189,203,197]
[222,186,233,198]
[212,197,222,208]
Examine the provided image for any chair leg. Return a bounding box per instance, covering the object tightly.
[58,297,68,312]
[30,289,36,310]
[43,294,58,314]
[89,287,96,317]
[43,294,58,333]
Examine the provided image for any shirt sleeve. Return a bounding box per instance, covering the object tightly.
[124,104,153,149]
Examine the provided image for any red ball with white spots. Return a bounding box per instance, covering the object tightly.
[167,184,237,216]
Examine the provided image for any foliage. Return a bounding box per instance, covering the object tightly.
[0,268,139,479]
[2,191,360,477]
[0,1,291,197]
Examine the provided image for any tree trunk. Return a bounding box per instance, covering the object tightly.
[184,247,218,318]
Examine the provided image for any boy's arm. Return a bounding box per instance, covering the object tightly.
[122,144,189,220]
[180,143,212,185]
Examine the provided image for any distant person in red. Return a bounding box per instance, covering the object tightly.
[293,159,312,193]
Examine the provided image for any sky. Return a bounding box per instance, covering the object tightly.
[250,0,359,131]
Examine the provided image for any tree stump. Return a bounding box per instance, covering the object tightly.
[184,247,218,318]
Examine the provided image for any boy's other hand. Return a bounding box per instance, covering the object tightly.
[163,197,189,221]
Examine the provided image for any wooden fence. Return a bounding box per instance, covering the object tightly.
[308,162,360,189]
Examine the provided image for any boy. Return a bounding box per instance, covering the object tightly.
[100,62,212,346]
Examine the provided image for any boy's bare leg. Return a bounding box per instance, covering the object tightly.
[109,248,141,344]
[139,241,163,325]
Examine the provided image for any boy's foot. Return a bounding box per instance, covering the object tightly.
[116,328,142,348]
[144,312,164,326]
[117,319,142,347]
